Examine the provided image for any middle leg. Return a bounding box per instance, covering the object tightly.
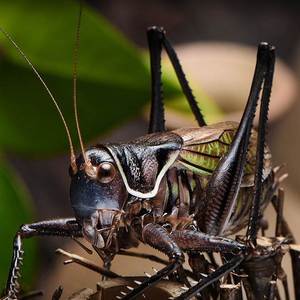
[121,223,184,300]
[170,229,245,300]
[120,225,246,300]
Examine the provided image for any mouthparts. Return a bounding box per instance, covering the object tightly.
[82,209,123,249]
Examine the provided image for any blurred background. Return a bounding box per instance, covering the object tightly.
[0,0,299,298]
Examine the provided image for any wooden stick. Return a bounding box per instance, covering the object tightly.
[56,248,120,278]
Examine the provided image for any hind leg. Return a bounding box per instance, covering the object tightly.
[147,26,206,134]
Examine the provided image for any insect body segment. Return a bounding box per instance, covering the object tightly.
[70,120,271,246]
[67,113,274,295]
[3,22,295,300]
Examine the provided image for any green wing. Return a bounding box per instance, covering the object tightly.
[178,129,235,176]
[173,122,271,184]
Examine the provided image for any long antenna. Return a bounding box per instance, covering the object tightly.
[73,1,89,165]
[0,27,77,170]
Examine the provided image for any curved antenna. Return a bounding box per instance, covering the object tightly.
[0,27,77,171]
[73,2,89,166]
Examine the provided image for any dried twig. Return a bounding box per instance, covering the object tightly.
[56,248,120,278]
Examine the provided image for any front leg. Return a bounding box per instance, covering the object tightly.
[121,223,184,300]
[6,218,82,299]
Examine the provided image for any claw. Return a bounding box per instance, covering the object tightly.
[121,292,127,296]
[152,267,158,273]
[126,286,134,291]
[134,280,142,285]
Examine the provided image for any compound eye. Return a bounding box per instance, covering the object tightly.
[97,162,116,183]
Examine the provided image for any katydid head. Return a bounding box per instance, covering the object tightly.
[69,5,128,249]
[70,147,128,249]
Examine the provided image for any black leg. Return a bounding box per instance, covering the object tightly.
[203,43,271,236]
[161,31,206,127]
[169,229,245,299]
[117,249,196,279]
[118,249,169,265]
[6,218,82,299]
[121,223,184,300]
[147,27,165,133]
[147,27,206,134]
[246,46,275,245]
[175,256,243,300]
[120,228,245,300]
[170,230,245,254]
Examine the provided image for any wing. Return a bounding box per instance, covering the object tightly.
[173,121,272,187]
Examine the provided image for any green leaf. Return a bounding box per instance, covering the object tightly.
[0,158,37,291]
[0,0,151,155]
